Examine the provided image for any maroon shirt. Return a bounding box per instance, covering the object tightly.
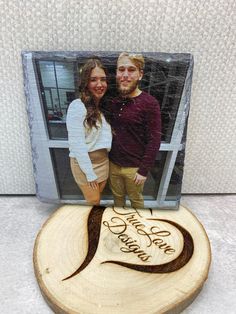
[109,91,161,176]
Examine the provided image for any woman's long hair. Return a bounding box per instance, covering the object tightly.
[79,58,108,130]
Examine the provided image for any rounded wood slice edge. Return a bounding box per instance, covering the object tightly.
[33,205,212,314]
[162,204,212,314]
[33,205,92,314]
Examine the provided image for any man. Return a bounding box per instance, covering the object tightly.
[109,52,161,208]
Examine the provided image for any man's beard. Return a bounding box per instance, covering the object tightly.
[117,79,139,97]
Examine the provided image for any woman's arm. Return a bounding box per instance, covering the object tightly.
[66,100,97,182]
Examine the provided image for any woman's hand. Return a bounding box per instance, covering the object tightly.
[87,180,99,190]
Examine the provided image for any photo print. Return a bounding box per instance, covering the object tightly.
[22,51,193,209]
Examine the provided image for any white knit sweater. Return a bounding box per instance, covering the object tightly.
[66,99,112,181]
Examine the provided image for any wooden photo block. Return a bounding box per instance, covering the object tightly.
[33,205,211,313]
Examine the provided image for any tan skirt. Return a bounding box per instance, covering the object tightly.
[70,149,109,185]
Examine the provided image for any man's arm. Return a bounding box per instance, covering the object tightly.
[137,98,162,177]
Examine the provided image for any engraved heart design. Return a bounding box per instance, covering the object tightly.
[63,206,194,281]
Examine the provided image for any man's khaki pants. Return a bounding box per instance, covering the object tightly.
[109,161,144,209]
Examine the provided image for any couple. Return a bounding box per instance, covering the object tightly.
[66,52,161,209]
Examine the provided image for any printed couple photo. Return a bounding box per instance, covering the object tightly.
[22,51,193,209]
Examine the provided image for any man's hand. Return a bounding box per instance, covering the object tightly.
[87,180,98,190]
[133,173,147,185]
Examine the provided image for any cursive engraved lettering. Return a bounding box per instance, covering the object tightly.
[103,217,127,234]
[113,207,142,217]
[103,218,151,262]
[106,208,176,254]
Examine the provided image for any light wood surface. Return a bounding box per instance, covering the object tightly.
[33,205,211,314]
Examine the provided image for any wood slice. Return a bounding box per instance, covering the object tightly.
[33,205,211,314]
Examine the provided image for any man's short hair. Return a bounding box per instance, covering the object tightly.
[117,52,145,71]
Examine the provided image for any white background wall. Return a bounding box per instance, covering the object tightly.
[0,0,235,194]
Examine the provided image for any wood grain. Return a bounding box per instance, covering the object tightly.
[33,205,211,314]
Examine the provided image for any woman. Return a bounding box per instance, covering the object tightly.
[66,58,112,205]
